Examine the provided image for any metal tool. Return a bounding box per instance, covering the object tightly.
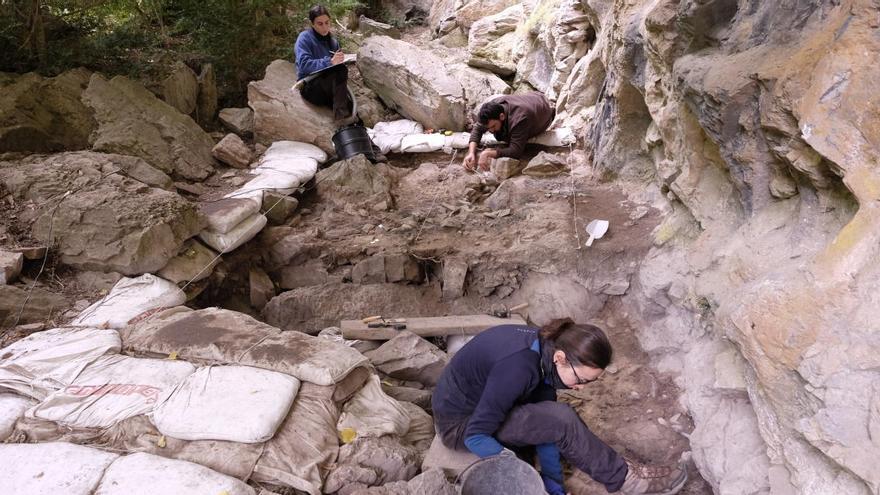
[363,316,408,330]
[491,302,529,319]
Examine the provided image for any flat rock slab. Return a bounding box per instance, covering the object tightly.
[341,314,526,340]
[364,331,449,386]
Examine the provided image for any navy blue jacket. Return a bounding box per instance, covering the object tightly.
[433,325,556,440]
[294,28,340,79]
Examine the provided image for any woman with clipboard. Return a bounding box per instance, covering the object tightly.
[294,5,354,123]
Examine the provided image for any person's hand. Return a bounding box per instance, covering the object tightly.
[463,152,476,171]
[541,473,567,495]
[477,150,494,171]
[331,51,345,65]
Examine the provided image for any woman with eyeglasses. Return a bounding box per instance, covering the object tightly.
[432,318,687,495]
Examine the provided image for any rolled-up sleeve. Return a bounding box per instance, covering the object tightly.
[469,123,486,145]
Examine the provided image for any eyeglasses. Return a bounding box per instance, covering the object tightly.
[567,357,597,385]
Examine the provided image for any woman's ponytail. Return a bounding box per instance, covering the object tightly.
[539,317,613,369]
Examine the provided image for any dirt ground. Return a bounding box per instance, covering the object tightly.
[256,147,713,494]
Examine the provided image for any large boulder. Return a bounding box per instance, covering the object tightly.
[196,63,218,124]
[358,37,467,131]
[0,69,96,153]
[455,0,520,30]
[364,332,449,387]
[82,73,216,180]
[315,154,393,209]
[162,61,199,116]
[467,4,525,77]
[219,107,254,137]
[247,60,336,153]
[262,282,449,334]
[429,0,519,33]
[454,64,511,116]
[212,133,252,168]
[0,152,203,275]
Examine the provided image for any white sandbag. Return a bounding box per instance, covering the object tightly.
[256,156,318,184]
[265,140,328,163]
[372,119,424,153]
[95,452,255,495]
[0,327,121,400]
[251,384,341,495]
[198,212,267,253]
[337,374,410,441]
[71,274,186,330]
[151,365,300,443]
[400,400,435,453]
[529,127,575,146]
[123,308,370,388]
[240,169,301,196]
[400,133,447,153]
[446,132,472,149]
[223,185,264,204]
[0,442,119,495]
[199,197,261,234]
[29,354,196,428]
[0,393,35,440]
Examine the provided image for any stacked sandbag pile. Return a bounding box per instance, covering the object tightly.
[0,294,449,494]
[198,140,324,253]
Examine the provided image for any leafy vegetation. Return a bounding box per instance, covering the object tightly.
[0,0,361,104]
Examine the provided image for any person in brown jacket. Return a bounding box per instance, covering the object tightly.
[463,92,555,171]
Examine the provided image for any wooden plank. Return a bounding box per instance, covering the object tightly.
[340,314,528,341]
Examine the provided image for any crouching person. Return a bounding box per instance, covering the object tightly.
[463,92,554,171]
[432,318,688,495]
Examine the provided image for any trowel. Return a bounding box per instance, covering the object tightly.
[585,219,609,247]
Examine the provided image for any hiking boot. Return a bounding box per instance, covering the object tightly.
[619,459,687,495]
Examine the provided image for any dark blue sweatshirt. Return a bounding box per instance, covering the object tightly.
[433,325,562,481]
[294,28,340,79]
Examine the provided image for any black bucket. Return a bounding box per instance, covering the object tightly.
[332,124,375,161]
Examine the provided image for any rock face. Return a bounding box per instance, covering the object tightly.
[560,1,880,494]
[0,152,203,275]
[247,60,336,152]
[83,73,216,180]
[0,69,96,152]
[358,37,468,130]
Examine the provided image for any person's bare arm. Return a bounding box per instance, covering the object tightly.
[477,148,498,170]
[463,141,479,170]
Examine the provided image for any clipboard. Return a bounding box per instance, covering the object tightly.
[292,54,358,90]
